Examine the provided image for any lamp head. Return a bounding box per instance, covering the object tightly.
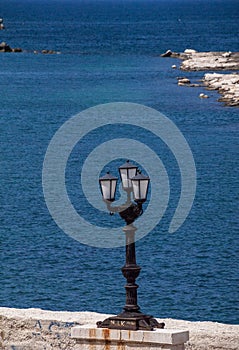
[131,171,150,203]
[119,160,138,191]
[99,172,118,202]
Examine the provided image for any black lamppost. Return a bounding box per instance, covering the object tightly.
[97,160,165,331]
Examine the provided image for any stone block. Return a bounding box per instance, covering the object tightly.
[71,326,189,350]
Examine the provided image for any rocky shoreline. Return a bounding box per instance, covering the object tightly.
[161,49,239,107]
[0,41,60,54]
[0,307,238,350]
[1,34,238,106]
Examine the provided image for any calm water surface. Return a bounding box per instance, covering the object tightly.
[0,0,238,324]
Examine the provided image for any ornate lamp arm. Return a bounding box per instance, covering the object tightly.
[104,198,143,226]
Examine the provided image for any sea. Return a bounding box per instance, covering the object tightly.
[0,0,239,325]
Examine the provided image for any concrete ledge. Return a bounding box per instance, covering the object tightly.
[71,326,189,350]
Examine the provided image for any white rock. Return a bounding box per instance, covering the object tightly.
[222,51,232,58]
[184,49,197,54]
[178,78,191,84]
[199,93,209,98]
[209,83,222,90]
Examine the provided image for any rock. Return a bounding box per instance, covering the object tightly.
[41,49,60,54]
[184,49,197,54]
[161,50,173,57]
[190,84,200,87]
[0,42,12,52]
[222,51,232,58]
[12,48,22,53]
[161,50,181,58]
[0,18,4,30]
[199,93,209,98]
[177,77,191,85]
[0,41,23,53]
[172,64,177,69]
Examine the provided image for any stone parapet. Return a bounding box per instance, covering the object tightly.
[71,326,189,350]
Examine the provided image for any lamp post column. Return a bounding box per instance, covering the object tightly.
[122,224,141,313]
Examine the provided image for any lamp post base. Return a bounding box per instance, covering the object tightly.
[97,311,165,331]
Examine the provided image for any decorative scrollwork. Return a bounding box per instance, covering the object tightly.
[105,200,143,225]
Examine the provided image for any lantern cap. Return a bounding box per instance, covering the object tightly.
[99,172,118,181]
[119,160,138,170]
[131,172,149,181]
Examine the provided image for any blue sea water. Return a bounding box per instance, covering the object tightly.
[0,0,239,324]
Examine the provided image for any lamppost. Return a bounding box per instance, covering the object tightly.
[97,160,165,331]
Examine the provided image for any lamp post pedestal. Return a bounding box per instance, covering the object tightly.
[97,224,165,331]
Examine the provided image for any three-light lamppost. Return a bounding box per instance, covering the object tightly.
[97,160,165,331]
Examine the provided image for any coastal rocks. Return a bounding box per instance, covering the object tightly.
[203,73,239,106]
[161,49,239,71]
[161,48,195,60]
[0,42,60,54]
[161,49,239,107]
[180,51,239,71]
[177,77,201,87]
[0,42,22,53]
